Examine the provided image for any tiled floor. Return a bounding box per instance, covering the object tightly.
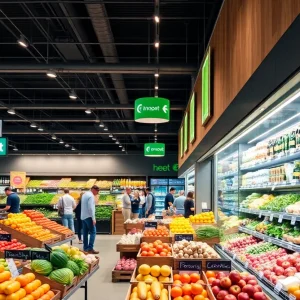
[71,235,129,300]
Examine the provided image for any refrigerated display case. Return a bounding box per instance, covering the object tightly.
[186,169,195,192]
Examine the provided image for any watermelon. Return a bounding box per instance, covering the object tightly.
[49,268,74,285]
[50,251,68,268]
[52,248,66,254]
[66,261,80,276]
[31,260,53,276]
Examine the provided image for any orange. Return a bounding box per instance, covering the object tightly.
[194,296,205,300]
[171,286,183,298]
[205,271,215,278]
[174,297,184,300]
[182,284,192,296]
[191,283,203,295]
[31,290,41,300]
[25,273,35,283]
[174,274,181,281]
[288,286,300,294]
[180,273,191,284]
[40,295,50,300]
[201,289,208,297]
[190,273,200,283]
[147,251,155,257]
[183,296,193,300]
[173,280,182,287]
[293,290,300,300]
[46,291,54,298]
[16,275,29,287]
[207,277,215,284]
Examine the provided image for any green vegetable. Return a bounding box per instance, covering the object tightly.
[49,268,74,285]
[23,193,54,205]
[31,260,53,276]
[66,261,80,276]
[71,258,89,275]
[246,242,278,254]
[50,251,69,268]
[260,194,300,211]
[95,206,113,219]
[195,226,222,239]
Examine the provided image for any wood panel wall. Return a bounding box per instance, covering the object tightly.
[179,0,300,167]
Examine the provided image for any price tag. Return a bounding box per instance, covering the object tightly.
[202,209,211,212]
[272,185,276,191]
[178,260,202,271]
[205,260,231,271]
[0,234,11,242]
[6,259,19,278]
[244,261,249,269]
[291,216,297,225]
[144,222,157,229]
[270,214,274,221]
[5,250,31,260]
[31,250,50,261]
[278,214,283,223]
[232,254,237,260]
[274,282,283,294]
[258,271,264,279]
[288,242,294,250]
[259,211,262,218]
[289,294,297,300]
[174,234,193,242]
[155,216,163,219]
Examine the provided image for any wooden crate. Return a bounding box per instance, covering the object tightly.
[125,283,171,300]
[50,290,61,300]
[194,236,221,247]
[22,265,76,299]
[141,235,172,243]
[124,223,144,234]
[76,271,89,287]
[136,248,173,267]
[113,210,125,235]
[0,223,59,248]
[130,266,173,284]
[88,256,100,273]
[44,226,75,240]
[116,244,140,253]
[224,226,239,235]
[112,267,134,282]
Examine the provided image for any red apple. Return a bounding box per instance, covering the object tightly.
[276,258,284,266]
[212,286,221,296]
[284,267,297,277]
[224,295,237,300]
[273,266,284,276]
[212,279,221,287]
[229,285,241,296]
[237,279,246,288]
[217,290,229,300]
[242,284,255,297]
[253,285,262,293]
[220,277,232,289]
[229,271,241,284]
[217,272,227,279]
[238,293,250,300]
[295,262,300,272]
[281,261,291,269]
[245,275,256,282]
[253,292,267,300]
[247,279,258,286]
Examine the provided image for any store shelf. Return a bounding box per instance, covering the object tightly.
[240,150,300,172]
[217,171,238,179]
[239,226,300,252]
[240,181,300,191]
[219,205,238,211]
[49,236,76,247]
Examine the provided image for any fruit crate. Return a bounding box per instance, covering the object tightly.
[112,267,134,282]
[125,283,171,300]
[130,266,173,284]
[136,247,174,268]
[141,232,172,243]
[49,290,61,300]
[224,226,239,235]
[88,256,100,273]
[116,244,140,253]
[194,236,221,247]
[39,225,75,240]
[22,265,77,299]
[173,258,222,272]
[0,223,61,248]
[124,223,144,234]
[76,271,89,287]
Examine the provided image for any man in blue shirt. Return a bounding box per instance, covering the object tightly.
[81,185,99,254]
[3,187,20,213]
[164,187,176,210]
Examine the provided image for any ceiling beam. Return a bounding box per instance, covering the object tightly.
[3,118,181,122]
[4,131,177,135]
[0,63,196,75]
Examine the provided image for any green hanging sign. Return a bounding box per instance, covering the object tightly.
[144,143,165,157]
[0,137,7,156]
[202,48,211,125]
[134,97,170,123]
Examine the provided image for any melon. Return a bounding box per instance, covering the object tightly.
[49,268,74,285]
[31,260,53,276]
[50,251,68,268]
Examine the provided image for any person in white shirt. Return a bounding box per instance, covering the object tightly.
[57,188,76,232]
[122,188,132,221]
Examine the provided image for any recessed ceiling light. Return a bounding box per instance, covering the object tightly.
[154,16,160,23]
[155,95,158,98]
[104,127,108,131]
[119,145,122,148]
[30,122,37,128]
[122,148,125,152]
[109,134,113,138]
[112,137,116,141]
[154,73,159,78]
[154,128,157,132]
[38,127,44,132]
[13,146,18,151]
[59,139,64,144]
[71,147,75,151]
[116,141,119,144]
[65,144,70,148]
[99,122,105,128]
[51,135,57,140]
[17,35,28,48]
[260,107,265,111]
[46,69,57,78]
[154,85,158,90]
[154,41,160,48]
[7,108,16,115]
[69,90,77,100]
[85,108,92,114]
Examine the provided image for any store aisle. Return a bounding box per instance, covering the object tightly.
[71,235,129,300]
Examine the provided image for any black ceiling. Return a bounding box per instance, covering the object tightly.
[0,0,223,155]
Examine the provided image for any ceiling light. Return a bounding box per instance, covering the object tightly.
[154,128,157,132]
[13,146,18,151]
[85,108,92,114]
[260,107,265,111]
[116,141,119,144]
[154,73,159,78]
[69,90,77,100]
[109,134,113,138]
[59,139,64,144]
[30,122,37,128]
[154,16,160,23]
[154,85,158,90]
[7,108,16,115]
[38,127,44,132]
[99,122,105,128]
[17,35,28,48]
[71,147,75,151]
[51,135,56,140]
[112,137,116,141]
[46,69,57,78]
[104,127,108,131]
[122,148,125,152]
[65,144,70,148]
[119,145,122,148]
[154,41,160,48]
[155,95,158,98]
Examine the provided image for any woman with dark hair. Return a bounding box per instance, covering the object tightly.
[139,189,146,218]
[184,191,195,218]
[74,193,83,244]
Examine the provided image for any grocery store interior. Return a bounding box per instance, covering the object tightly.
[0,1,300,300]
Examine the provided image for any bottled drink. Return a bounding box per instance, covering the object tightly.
[297,126,300,149]
[290,130,296,150]
[284,133,290,153]
[293,161,300,180]
[269,140,274,158]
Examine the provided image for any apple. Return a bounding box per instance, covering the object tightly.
[284,267,296,276]
[217,290,229,300]
[238,293,250,300]
[229,285,241,296]
[224,295,237,300]
[276,258,284,266]
[295,262,300,272]
[238,279,246,288]
[220,277,232,289]
[273,266,284,276]
[212,279,221,287]
[242,284,255,297]
[281,261,291,269]
[253,285,262,293]
[212,286,221,296]
[217,272,227,279]
[248,279,258,286]
[229,271,241,284]
[253,292,267,300]
[245,275,256,282]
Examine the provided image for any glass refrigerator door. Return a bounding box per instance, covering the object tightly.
[152,185,168,214]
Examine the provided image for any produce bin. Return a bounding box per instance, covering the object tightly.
[130,266,173,284]
[141,233,172,243]
[96,218,111,234]
[125,283,171,300]
[136,247,174,267]
[116,244,140,253]
[112,266,134,282]
[124,223,144,234]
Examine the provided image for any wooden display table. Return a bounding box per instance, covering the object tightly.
[112,210,124,235]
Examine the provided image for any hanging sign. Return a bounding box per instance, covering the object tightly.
[0,137,7,156]
[189,93,196,144]
[144,143,165,157]
[10,171,26,189]
[202,48,212,126]
[134,97,170,123]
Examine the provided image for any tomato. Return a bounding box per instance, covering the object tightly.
[11,239,17,243]
[147,251,155,257]
[156,245,163,253]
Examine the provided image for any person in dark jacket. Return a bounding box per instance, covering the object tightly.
[74,193,83,244]
[131,190,141,219]
[184,191,195,218]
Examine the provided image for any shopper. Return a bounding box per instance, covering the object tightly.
[139,189,146,218]
[74,193,83,244]
[131,190,141,219]
[145,187,155,217]
[81,185,99,254]
[218,190,224,207]
[3,187,20,213]
[184,191,195,218]
[122,187,132,221]
[57,188,76,232]
[173,190,186,215]
[164,187,176,210]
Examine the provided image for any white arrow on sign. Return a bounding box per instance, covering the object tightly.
[163,105,168,114]
[137,104,142,113]
[146,146,150,152]
[0,143,3,152]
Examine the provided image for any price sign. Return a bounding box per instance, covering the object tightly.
[274,282,283,294]
[202,209,211,212]
[259,211,262,218]
[244,261,249,269]
[178,260,202,271]
[278,214,283,223]
[144,222,157,229]
[6,259,19,278]
[0,234,11,242]
[270,214,274,221]
[31,250,50,261]
[155,216,163,220]
[205,260,231,271]
[5,250,31,260]
[174,234,194,242]
[232,254,237,260]
[258,271,264,279]
[291,216,297,225]
[289,294,297,300]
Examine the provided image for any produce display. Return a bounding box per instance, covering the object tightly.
[114,257,137,271]
[208,270,269,300]
[260,194,300,211]
[95,206,113,219]
[98,194,116,205]
[143,227,169,237]
[134,264,171,283]
[171,272,209,300]
[140,241,172,257]
[95,180,112,189]
[0,238,27,252]
[195,225,222,239]
[0,214,58,242]
[124,218,173,225]
[221,216,242,230]
[118,233,142,245]
[189,211,216,224]
[240,194,274,209]
[173,240,220,259]
[169,218,195,234]
[22,194,54,205]
[129,282,168,300]
[26,180,43,188]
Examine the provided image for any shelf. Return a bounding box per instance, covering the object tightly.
[241,149,300,172]
[49,236,76,247]
[219,205,238,211]
[239,226,300,252]
[240,182,300,191]
[217,171,238,179]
